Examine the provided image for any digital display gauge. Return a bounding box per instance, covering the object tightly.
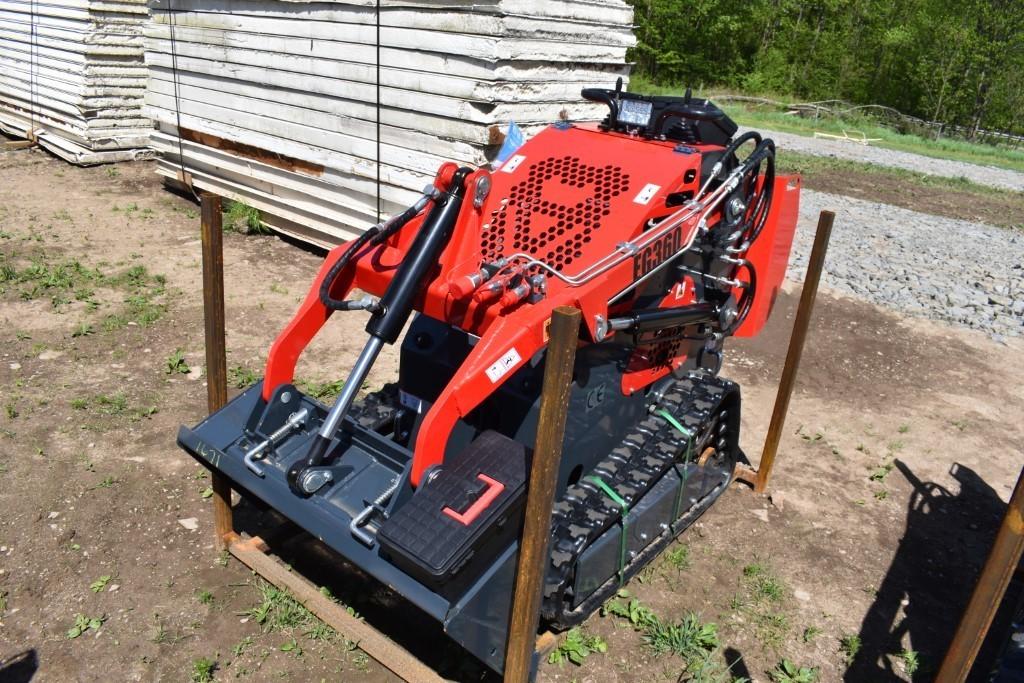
[618,99,653,127]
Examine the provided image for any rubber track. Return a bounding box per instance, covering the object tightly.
[541,373,735,625]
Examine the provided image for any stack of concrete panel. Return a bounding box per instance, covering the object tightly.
[144,0,634,246]
[0,0,153,163]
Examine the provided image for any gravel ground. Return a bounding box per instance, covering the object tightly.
[749,128,1024,191]
[790,189,1024,339]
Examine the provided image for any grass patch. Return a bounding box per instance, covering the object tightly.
[731,562,791,651]
[801,626,822,643]
[90,575,113,593]
[190,657,216,683]
[869,462,894,482]
[548,627,607,666]
[66,613,106,639]
[839,633,862,664]
[775,151,1013,197]
[603,596,718,659]
[229,365,259,388]
[72,392,158,422]
[770,658,819,683]
[629,77,1024,174]
[224,201,268,234]
[0,254,171,327]
[898,648,920,675]
[743,563,785,603]
[165,349,190,375]
[297,378,346,402]
[246,579,316,632]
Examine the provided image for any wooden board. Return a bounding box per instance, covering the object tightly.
[226,534,453,683]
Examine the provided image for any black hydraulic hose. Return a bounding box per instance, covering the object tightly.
[742,139,776,247]
[318,201,424,311]
[719,130,762,176]
[725,258,756,335]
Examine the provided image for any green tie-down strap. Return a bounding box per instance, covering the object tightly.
[658,409,694,531]
[588,475,630,585]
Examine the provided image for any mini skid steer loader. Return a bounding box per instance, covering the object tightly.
[178,82,801,674]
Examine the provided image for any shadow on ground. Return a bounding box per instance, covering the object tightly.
[0,649,38,683]
[846,461,1004,681]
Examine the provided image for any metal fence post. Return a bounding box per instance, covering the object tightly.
[200,193,233,547]
[504,306,581,683]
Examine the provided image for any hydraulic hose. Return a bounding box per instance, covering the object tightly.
[318,192,435,311]
[741,139,776,247]
[724,258,756,335]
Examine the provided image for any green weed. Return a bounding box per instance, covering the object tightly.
[840,633,862,664]
[165,349,191,375]
[196,589,214,605]
[664,544,692,572]
[232,636,253,656]
[90,575,113,593]
[732,562,791,651]
[899,648,920,675]
[603,596,718,660]
[245,579,315,632]
[190,657,216,682]
[299,378,345,402]
[743,563,784,602]
[801,626,822,643]
[869,463,894,482]
[769,659,819,683]
[548,627,607,666]
[67,613,106,639]
[229,365,259,388]
[72,322,94,338]
[225,201,267,234]
[304,621,336,642]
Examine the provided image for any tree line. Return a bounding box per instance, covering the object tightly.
[629,0,1024,137]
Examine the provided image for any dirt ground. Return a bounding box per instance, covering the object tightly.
[0,148,1021,683]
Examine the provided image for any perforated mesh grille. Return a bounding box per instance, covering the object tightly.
[481,156,632,272]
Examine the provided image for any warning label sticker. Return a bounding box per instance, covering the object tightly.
[500,154,526,173]
[633,183,661,205]
[485,347,522,383]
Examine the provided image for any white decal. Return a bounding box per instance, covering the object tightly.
[673,280,689,300]
[485,347,522,383]
[633,183,661,205]
[500,154,526,173]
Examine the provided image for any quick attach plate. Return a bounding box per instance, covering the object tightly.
[176,381,449,620]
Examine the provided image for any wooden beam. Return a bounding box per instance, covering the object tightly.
[2,140,34,151]
[227,535,451,683]
[936,466,1024,682]
[753,210,833,493]
[504,306,581,683]
[200,193,233,547]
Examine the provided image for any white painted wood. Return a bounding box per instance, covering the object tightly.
[144,0,634,245]
[0,0,150,161]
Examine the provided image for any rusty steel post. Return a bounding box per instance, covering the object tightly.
[936,466,1024,683]
[200,193,233,547]
[754,210,833,493]
[504,306,582,683]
